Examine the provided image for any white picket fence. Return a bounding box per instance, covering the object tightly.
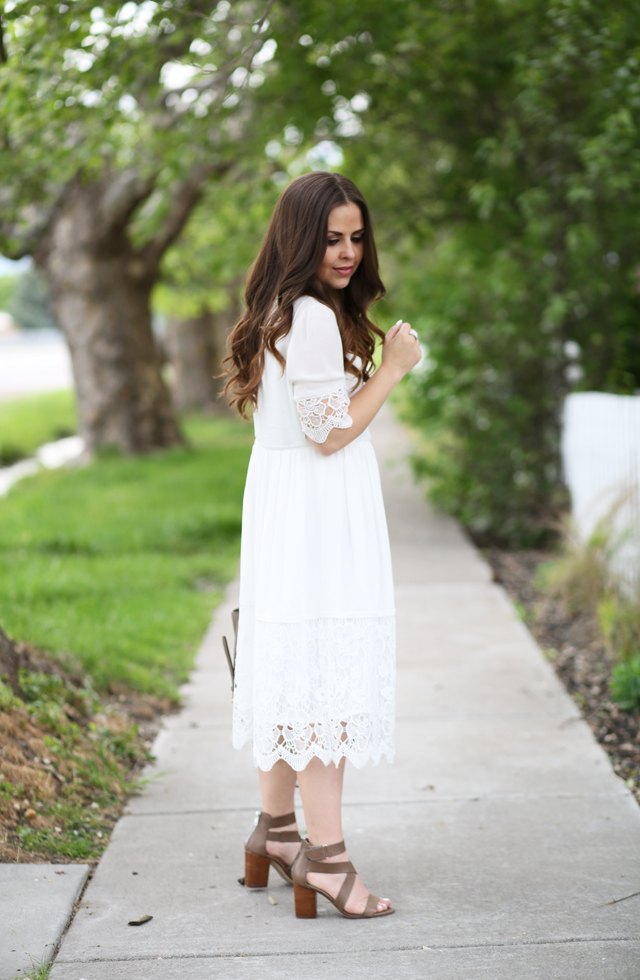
[562,392,640,585]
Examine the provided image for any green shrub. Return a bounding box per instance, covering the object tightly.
[538,503,640,713]
[536,518,616,614]
[598,593,640,663]
[9,268,57,332]
[611,655,640,712]
[398,236,568,547]
[0,273,19,314]
[0,678,21,710]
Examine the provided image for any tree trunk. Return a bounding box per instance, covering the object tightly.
[211,309,235,406]
[0,626,20,696]
[166,308,234,413]
[36,175,183,454]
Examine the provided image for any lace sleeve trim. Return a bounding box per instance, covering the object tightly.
[295,385,353,444]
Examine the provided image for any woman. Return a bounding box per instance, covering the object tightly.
[223,171,421,919]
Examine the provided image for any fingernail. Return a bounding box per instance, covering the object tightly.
[394,319,402,326]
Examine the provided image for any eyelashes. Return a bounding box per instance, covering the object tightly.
[327,237,364,246]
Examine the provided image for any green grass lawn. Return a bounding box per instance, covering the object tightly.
[0,389,77,463]
[0,411,254,697]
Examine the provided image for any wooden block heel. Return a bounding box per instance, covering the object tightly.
[294,882,317,918]
[245,850,270,888]
[244,811,301,887]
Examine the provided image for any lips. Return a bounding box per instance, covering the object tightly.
[334,266,353,276]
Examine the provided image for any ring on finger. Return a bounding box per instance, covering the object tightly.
[409,328,418,339]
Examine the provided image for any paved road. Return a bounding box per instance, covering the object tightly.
[49,406,640,979]
[0,331,72,399]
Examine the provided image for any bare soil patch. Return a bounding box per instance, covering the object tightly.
[0,638,175,866]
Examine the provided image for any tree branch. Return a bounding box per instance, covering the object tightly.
[0,182,73,261]
[0,225,40,260]
[99,169,156,235]
[138,161,232,275]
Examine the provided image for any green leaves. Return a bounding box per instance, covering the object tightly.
[3,1,640,541]
[0,1,278,254]
[154,170,280,317]
[398,233,566,545]
[269,0,640,544]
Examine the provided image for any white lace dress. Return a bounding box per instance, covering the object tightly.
[232,295,395,771]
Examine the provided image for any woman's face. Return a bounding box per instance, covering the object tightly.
[316,202,364,290]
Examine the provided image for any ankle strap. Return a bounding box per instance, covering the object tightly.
[307,840,346,860]
[267,829,301,842]
[269,811,296,829]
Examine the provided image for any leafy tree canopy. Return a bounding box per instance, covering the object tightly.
[0,0,278,256]
[154,168,280,318]
[4,0,640,536]
[268,0,640,389]
[258,0,640,543]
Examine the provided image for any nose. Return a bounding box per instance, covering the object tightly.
[340,239,355,260]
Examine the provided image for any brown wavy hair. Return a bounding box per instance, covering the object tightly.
[223,171,385,418]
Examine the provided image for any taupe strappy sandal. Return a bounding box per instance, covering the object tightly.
[244,810,301,887]
[291,839,395,918]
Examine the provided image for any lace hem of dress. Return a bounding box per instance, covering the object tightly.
[232,614,395,771]
[233,725,395,771]
[295,385,353,444]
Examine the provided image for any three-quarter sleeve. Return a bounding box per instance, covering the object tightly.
[286,297,354,444]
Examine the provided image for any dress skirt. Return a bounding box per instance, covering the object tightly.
[232,434,396,771]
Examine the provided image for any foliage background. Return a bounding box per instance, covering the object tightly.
[264,0,640,544]
[2,0,640,546]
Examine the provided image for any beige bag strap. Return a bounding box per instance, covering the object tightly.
[222,607,240,697]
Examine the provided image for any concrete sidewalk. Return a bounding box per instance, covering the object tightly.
[0,864,89,980]
[49,407,640,979]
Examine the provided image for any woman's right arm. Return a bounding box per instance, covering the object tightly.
[315,320,421,457]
